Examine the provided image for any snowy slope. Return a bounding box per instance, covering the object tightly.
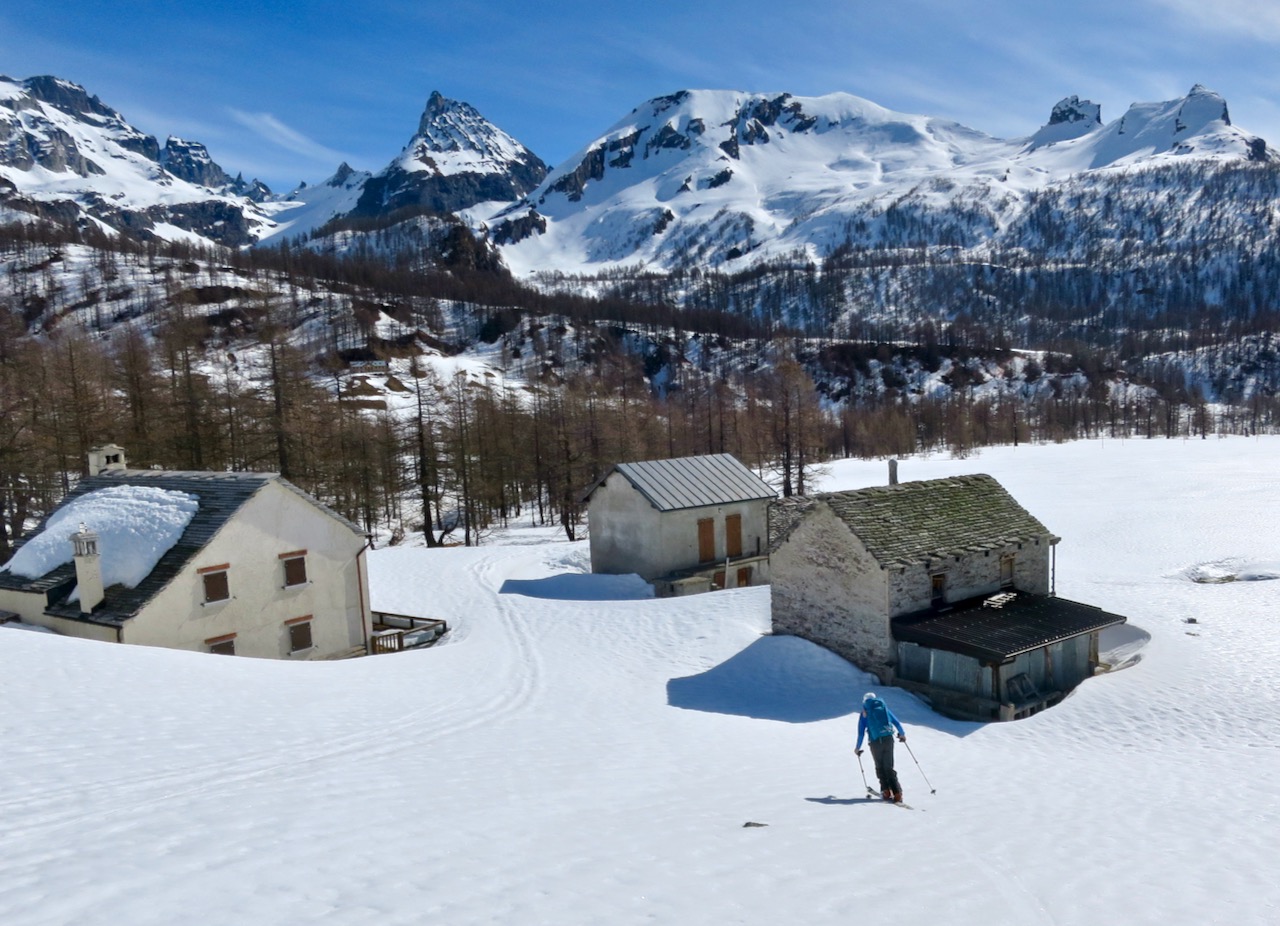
[2,437,1279,924]
[490,85,1273,273]
[257,162,371,240]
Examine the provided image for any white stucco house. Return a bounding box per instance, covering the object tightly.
[0,448,372,659]
[582,453,777,597]
[769,471,1126,720]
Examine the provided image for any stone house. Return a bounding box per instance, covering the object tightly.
[0,447,372,659]
[582,453,776,596]
[769,471,1126,720]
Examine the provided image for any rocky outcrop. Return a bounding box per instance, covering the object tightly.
[161,137,232,188]
[491,208,547,245]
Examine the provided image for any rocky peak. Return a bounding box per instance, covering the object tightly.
[1048,96,1102,127]
[345,92,546,218]
[327,162,358,186]
[412,91,510,158]
[1177,84,1230,131]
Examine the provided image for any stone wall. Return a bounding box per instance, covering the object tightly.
[769,504,894,677]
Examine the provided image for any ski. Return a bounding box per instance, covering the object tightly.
[863,790,914,809]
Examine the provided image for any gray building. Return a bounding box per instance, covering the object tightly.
[583,454,776,596]
[769,472,1125,721]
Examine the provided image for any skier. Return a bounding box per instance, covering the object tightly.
[855,691,907,802]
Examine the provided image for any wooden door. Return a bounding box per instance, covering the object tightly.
[725,513,743,558]
[697,518,715,563]
[736,566,753,588]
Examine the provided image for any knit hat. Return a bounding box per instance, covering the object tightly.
[863,691,877,702]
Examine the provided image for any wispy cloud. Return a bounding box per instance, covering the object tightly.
[1145,0,1280,41]
[227,109,350,164]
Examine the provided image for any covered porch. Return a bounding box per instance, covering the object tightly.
[891,591,1127,721]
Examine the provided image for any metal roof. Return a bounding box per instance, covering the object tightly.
[892,592,1126,662]
[583,453,776,512]
[0,469,362,628]
[815,474,1057,567]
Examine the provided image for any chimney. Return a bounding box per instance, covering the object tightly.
[70,523,105,614]
[88,444,127,475]
[888,459,899,486]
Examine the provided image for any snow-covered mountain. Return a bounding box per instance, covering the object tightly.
[345,91,546,219]
[3,72,1275,284]
[257,91,547,245]
[0,74,276,246]
[488,85,1274,273]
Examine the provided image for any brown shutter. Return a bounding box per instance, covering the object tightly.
[203,570,230,603]
[288,621,313,652]
[725,514,743,558]
[697,518,715,563]
[283,556,308,587]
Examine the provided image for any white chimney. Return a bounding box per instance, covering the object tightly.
[70,523,104,614]
[87,444,127,475]
[888,459,899,485]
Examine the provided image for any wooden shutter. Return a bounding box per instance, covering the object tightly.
[282,555,308,587]
[697,518,715,563]
[205,632,236,655]
[725,514,743,558]
[736,566,753,588]
[288,621,313,652]
[202,570,230,603]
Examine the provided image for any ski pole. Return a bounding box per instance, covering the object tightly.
[903,739,936,794]
[855,749,875,796]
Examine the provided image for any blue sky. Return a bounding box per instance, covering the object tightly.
[5,0,1280,192]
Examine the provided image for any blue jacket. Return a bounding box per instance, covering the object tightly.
[856,701,905,749]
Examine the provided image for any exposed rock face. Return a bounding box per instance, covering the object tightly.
[21,75,117,120]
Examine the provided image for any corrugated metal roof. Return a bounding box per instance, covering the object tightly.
[585,453,776,512]
[893,593,1126,662]
[0,469,362,628]
[818,474,1057,567]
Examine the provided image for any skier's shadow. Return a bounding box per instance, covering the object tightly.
[805,795,878,806]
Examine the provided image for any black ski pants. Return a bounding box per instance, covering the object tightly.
[869,737,901,795]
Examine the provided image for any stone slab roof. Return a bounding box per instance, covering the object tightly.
[814,474,1057,567]
[892,592,1126,662]
[582,453,776,512]
[0,469,362,628]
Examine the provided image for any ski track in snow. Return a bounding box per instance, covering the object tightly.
[2,438,1280,924]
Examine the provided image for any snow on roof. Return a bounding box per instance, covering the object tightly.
[0,485,198,590]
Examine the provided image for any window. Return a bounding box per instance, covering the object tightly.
[1000,554,1016,588]
[206,633,236,656]
[697,518,715,563]
[931,573,947,607]
[286,615,313,653]
[199,564,231,603]
[280,550,308,587]
[725,514,743,558]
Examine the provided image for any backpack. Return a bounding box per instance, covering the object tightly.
[863,697,894,740]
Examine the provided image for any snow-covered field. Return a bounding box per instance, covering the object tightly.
[2,437,1278,925]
